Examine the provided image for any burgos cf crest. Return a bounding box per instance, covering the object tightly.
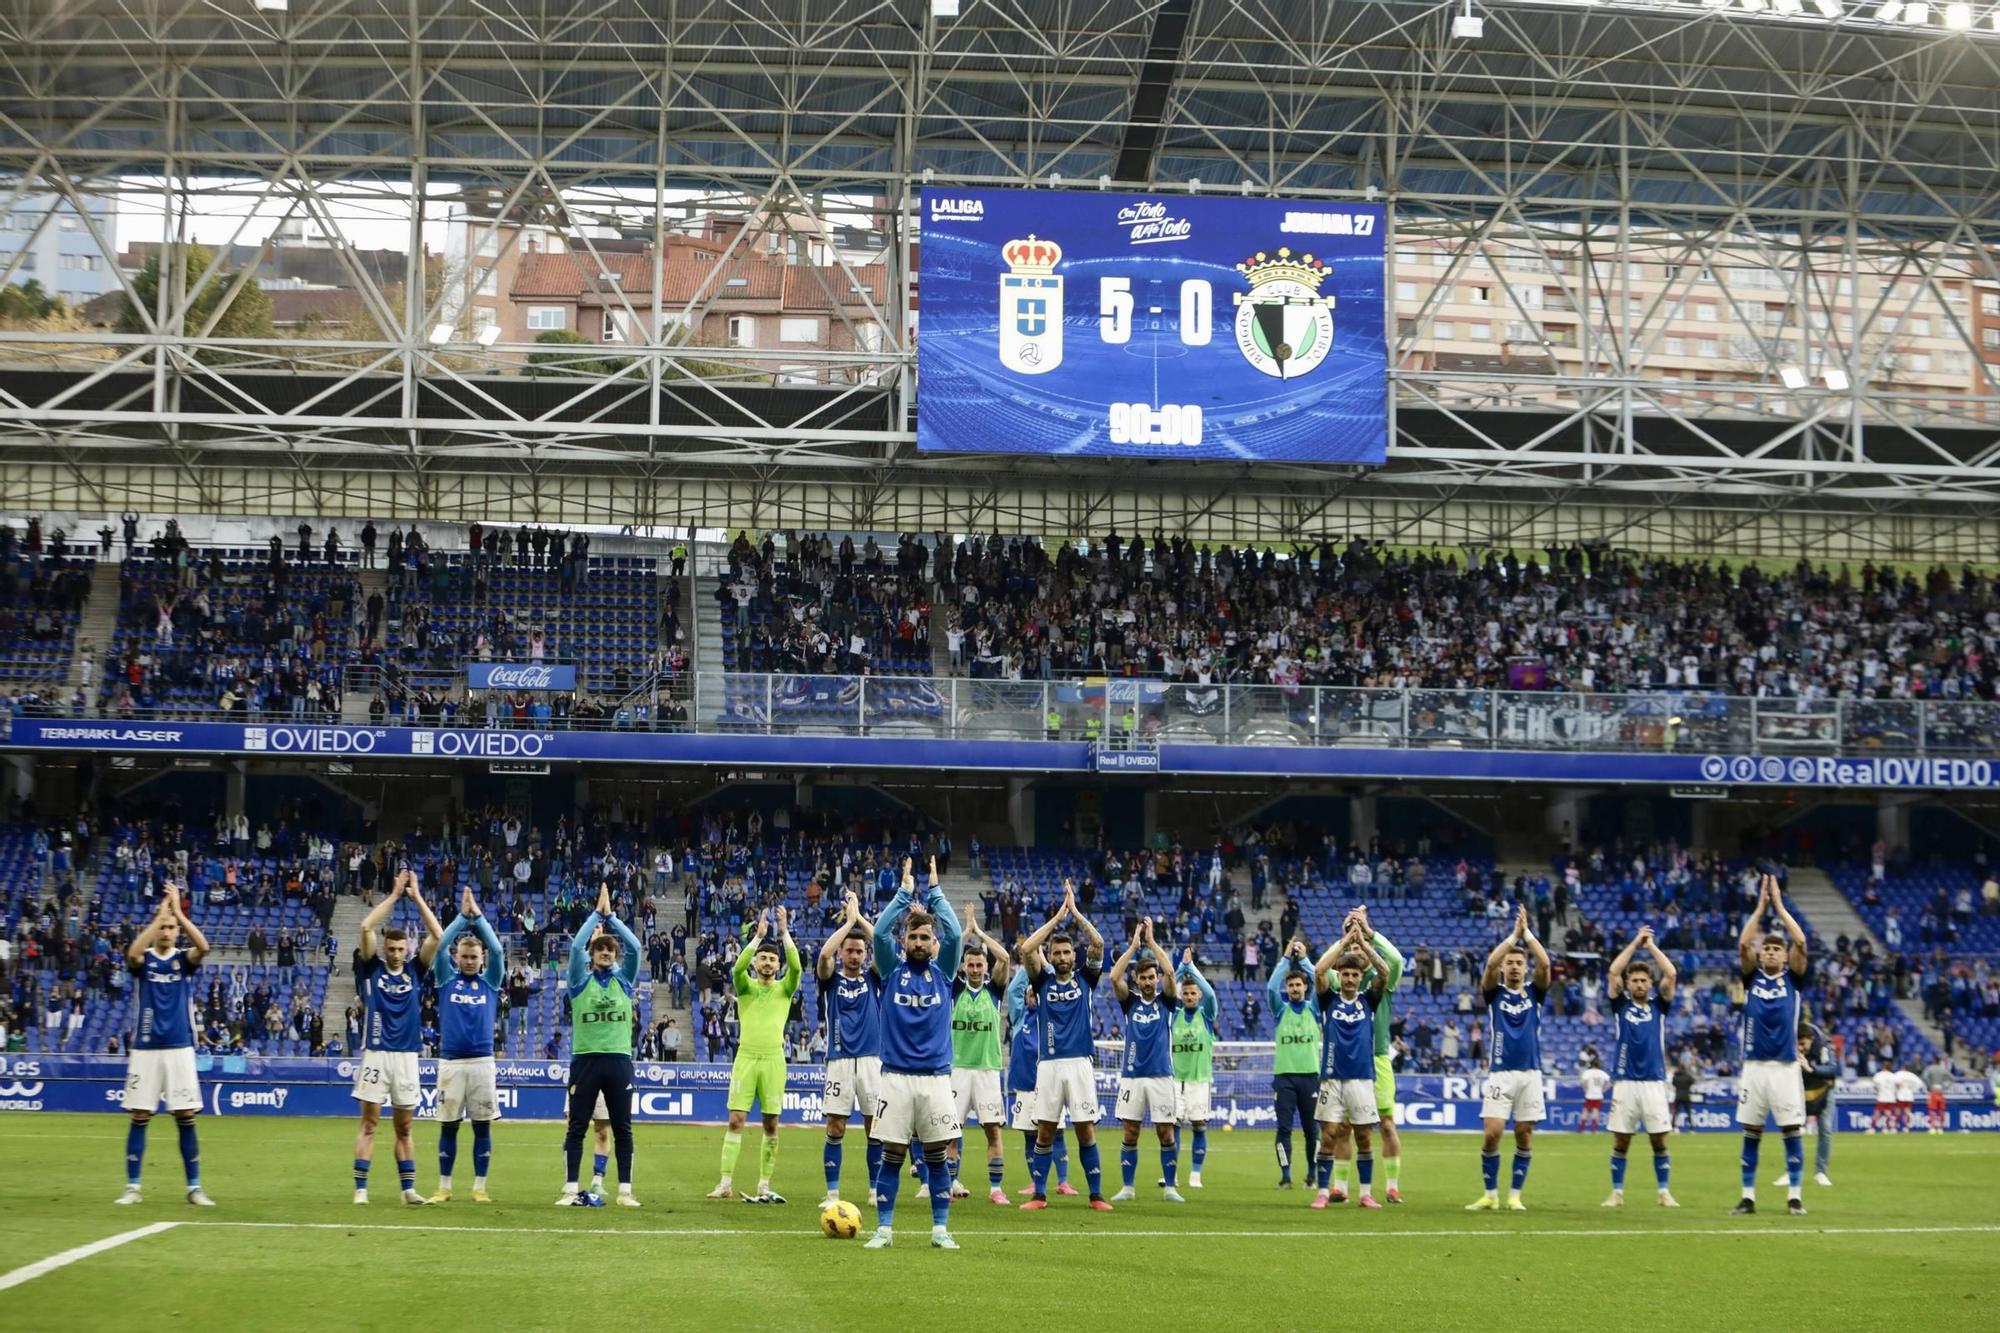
[999,234,1063,375]
[1232,247,1336,379]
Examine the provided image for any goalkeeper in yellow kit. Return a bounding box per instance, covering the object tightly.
[708,906,801,1203]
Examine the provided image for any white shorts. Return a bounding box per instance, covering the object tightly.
[1175,1079,1213,1124]
[1115,1075,1177,1125]
[1314,1076,1381,1127]
[823,1055,883,1120]
[952,1067,1004,1124]
[1480,1068,1546,1125]
[437,1057,500,1122]
[1608,1080,1672,1136]
[1033,1056,1100,1124]
[870,1071,960,1145]
[124,1047,200,1113]
[1737,1060,1806,1128]
[352,1049,422,1108]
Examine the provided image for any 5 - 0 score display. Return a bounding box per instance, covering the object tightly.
[916,187,1386,464]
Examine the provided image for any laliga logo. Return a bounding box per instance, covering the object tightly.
[484,664,559,690]
[999,234,1064,375]
[1233,247,1336,380]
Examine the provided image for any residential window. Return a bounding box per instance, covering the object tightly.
[1908,352,1933,373]
[1696,303,1718,322]
[1396,281,1417,302]
[1469,322,1492,341]
[477,231,501,258]
[1983,293,2000,316]
[475,265,497,296]
[779,316,818,343]
[1434,321,1455,340]
[855,321,883,352]
[1698,338,1719,358]
[1983,327,2000,349]
[1909,317,1931,337]
[525,306,566,331]
[603,310,633,343]
[728,315,755,347]
[1469,287,1491,304]
[1664,336,1686,356]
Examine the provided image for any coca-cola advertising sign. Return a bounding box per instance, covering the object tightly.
[466,662,576,691]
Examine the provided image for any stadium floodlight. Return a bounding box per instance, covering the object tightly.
[1453,2,1485,38]
[1774,0,1803,14]
[1779,366,1809,389]
[1700,0,1730,9]
[1823,368,1851,390]
[1738,0,1766,12]
[427,323,454,345]
[931,1,961,17]
[1873,0,1903,17]
[254,0,288,11]
[1944,1,1973,25]
[1991,9,2000,29]
[475,325,502,347]
[1902,1,1929,19]
[1815,0,1843,14]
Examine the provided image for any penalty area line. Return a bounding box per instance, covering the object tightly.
[177,1220,2000,1242]
[0,1222,182,1292]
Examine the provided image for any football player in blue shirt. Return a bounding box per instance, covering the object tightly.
[815,889,884,1207]
[1602,926,1679,1209]
[1310,921,1389,1209]
[430,885,504,1203]
[352,867,443,1205]
[1005,965,1074,1196]
[864,856,965,1249]
[116,886,214,1206]
[1467,904,1551,1212]
[1108,918,1184,1204]
[1732,873,1810,1216]
[1016,881,1110,1211]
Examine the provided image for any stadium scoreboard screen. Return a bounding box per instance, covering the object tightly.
[916,187,1387,464]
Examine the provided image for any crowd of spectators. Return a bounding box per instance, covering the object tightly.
[717,528,933,677]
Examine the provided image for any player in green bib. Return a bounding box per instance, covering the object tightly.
[556,882,641,1207]
[709,906,801,1204]
[1171,946,1218,1188]
[1267,941,1324,1188]
[1349,905,1407,1202]
[948,907,1011,1203]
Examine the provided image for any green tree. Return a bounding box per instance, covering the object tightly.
[117,244,274,362]
[0,279,61,320]
[523,326,633,377]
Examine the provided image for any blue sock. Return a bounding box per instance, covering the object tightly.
[1316,1155,1333,1189]
[1022,1132,1039,1186]
[1162,1138,1179,1189]
[1481,1151,1500,1193]
[593,1152,608,1181]
[1510,1151,1532,1192]
[1053,1131,1070,1185]
[824,1135,843,1195]
[354,1157,370,1192]
[176,1118,199,1189]
[1120,1145,1138,1190]
[1653,1151,1671,1191]
[1783,1134,1803,1188]
[927,1157,952,1228]
[866,1141,883,1191]
[472,1122,492,1181]
[1357,1155,1373,1187]
[438,1120,460,1179]
[1192,1128,1207,1174]
[1610,1148,1629,1191]
[987,1154,1005,1190]
[397,1157,416,1193]
[1276,1129,1294,1182]
[1033,1143,1055,1196]
[1740,1135,1761,1190]
[1079,1141,1103,1198]
[909,1139,923,1177]
[125,1120,146,1187]
[875,1154,903,1227]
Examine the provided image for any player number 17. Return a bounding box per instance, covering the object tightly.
[1099,278,1212,346]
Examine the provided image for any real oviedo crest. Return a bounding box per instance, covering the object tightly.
[999,234,1063,374]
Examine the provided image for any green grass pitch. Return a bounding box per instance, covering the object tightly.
[1,1117,1995,1330]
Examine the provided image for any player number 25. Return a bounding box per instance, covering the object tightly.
[1099,278,1212,347]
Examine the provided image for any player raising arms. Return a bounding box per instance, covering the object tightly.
[352,866,443,1205]
[1005,962,1075,1196]
[1266,938,1323,1190]
[864,856,965,1249]
[1467,904,1551,1213]
[1016,880,1111,1210]
[711,904,801,1203]
[1170,946,1218,1189]
[1601,926,1678,1208]
[116,884,213,1206]
[1108,918,1185,1204]
[431,885,504,1203]
[816,890,883,1207]
[949,904,1011,1204]
[556,882,642,1207]
[1733,872,1810,1217]
[1310,920,1390,1209]
[1349,906,1409,1202]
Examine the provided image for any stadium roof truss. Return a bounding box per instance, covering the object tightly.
[3,0,2000,551]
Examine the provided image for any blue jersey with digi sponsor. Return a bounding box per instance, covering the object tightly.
[1008,1007,1041,1092]
[1739,964,1807,1062]
[437,973,498,1059]
[1035,963,1101,1061]
[356,953,425,1053]
[1118,991,1172,1078]
[131,947,198,1050]
[820,969,883,1061]
[1610,993,1667,1083]
[1319,990,1377,1081]
[1484,982,1547,1073]
[879,959,953,1075]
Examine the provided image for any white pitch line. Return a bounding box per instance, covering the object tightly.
[179,1220,2000,1241]
[0,1222,181,1292]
